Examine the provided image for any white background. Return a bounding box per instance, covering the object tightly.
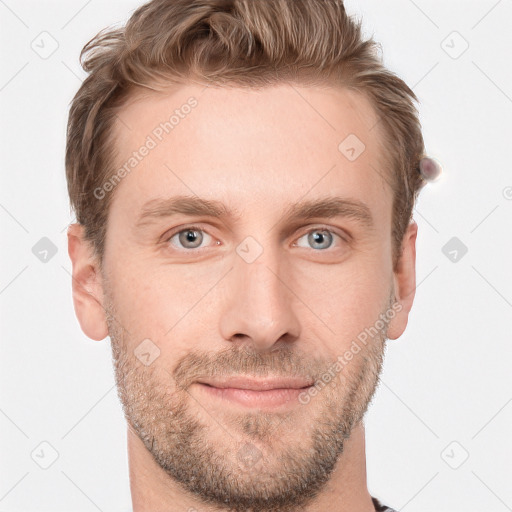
[0,1,511,511]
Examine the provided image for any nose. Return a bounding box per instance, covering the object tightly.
[218,247,301,351]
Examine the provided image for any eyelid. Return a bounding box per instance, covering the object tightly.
[161,223,351,249]
[292,225,350,247]
[162,224,216,248]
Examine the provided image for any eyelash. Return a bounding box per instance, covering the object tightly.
[163,224,348,252]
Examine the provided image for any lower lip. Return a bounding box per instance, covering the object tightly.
[197,383,311,409]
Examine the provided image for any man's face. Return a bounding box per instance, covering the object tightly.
[93,83,411,511]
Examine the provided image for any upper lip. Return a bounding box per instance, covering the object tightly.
[197,376,314,391]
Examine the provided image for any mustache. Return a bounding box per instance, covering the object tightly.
[172,345,330,390]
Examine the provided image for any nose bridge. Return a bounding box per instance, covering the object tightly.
[218,242,301,349]
[243,257,283,317]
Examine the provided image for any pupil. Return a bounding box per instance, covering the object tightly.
[310,230,331,249]
[179,229,202,248]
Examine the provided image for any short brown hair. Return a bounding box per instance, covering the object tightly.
[65,0,426,270]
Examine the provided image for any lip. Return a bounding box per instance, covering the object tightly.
[195,376,314,409]
[197,376,314,391]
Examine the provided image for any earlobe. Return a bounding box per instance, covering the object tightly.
[67,223,109,341]
[387,220,418,340]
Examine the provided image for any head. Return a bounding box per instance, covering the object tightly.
[66,1,425,510]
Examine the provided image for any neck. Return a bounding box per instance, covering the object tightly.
[128,420,375,512]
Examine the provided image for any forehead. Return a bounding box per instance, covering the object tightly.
[109,82,392,227]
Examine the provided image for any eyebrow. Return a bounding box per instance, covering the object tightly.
[136,195,241,228]
[135,194,374,231]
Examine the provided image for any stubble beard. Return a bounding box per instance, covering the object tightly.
[105,293,391,512]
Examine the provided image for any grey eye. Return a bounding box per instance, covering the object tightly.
[170,229,211,249]
[296,230,335,250]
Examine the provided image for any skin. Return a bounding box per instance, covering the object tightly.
[68,82,417,512]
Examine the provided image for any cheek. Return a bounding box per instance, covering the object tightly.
[105,235,393,355]
[290,253,392,342]
[105,257,226,342]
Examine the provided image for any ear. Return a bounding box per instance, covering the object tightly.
[387,220,418,340]
[67,223,108,341]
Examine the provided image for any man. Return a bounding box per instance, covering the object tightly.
[66,0,428,510]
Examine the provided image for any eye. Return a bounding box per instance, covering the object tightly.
[294,228,343,250]
[166,226,214,250]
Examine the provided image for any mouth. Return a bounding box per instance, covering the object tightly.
[194,376,314,409]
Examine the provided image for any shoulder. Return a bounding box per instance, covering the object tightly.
[372,496,399,512]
